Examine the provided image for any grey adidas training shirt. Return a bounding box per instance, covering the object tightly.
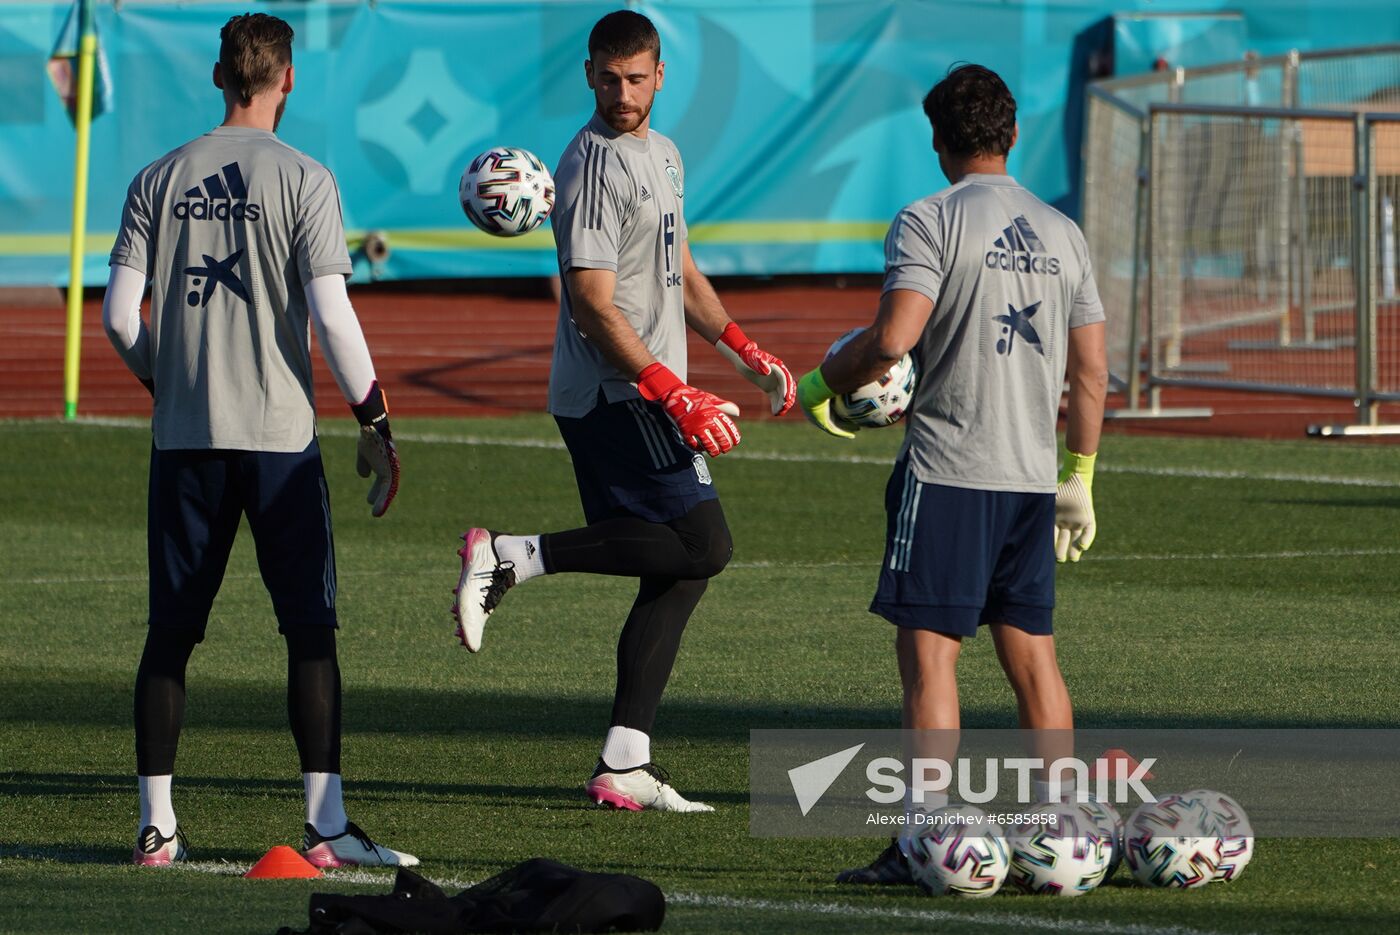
[110,126,353,452]
[884,174,1105,493]
[547,113,689,418]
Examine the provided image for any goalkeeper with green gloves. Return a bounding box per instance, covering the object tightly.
[796,64,1109,884]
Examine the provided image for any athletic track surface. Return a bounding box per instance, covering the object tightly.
[3,280,1395,440]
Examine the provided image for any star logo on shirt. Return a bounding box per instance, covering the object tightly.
[994,301,1045,357]
[183,249,251,308]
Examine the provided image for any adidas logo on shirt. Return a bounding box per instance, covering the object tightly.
[640,185,652,202]
[172,162,262,222]
[985,215,1060,275]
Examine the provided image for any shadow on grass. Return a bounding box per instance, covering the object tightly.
[0,770,756,808]
[3,673,1393,736]
[1260,497,1400,510]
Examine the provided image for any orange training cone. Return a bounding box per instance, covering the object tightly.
[1091,747,1156,782]
[244,845,323,879]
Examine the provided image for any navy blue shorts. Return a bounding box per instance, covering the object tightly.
[148,439,338,638]
[555,392,720,525]
[870,460,1055,637]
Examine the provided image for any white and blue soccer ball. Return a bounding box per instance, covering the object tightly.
[1007,803,1112,897]
[459,147,555,237]
[1124,795,1222,888]
[1077,798,1125,880]
[1183,789,1254,882]
[902,805,1011,897]
[824,327,918,429]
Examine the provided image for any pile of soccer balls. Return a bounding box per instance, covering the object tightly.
[904,790,1253,898]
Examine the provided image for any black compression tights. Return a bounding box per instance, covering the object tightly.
[540,499,733,580]
[540,500,733,733]
[611,576,708,732]
[284,628,342,774]
[134,629,197,776]
[134,626,342,776]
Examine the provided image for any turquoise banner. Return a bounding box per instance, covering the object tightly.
[2,0,1399,285]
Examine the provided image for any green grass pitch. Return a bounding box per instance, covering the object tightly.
[2,415,1398,933]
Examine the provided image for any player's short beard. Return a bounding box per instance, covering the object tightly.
[273,96,287,131]
[602,98,651,134]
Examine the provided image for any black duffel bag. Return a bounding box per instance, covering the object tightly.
[277,858,665,934]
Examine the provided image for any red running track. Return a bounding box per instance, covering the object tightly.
[3,280,1395,440]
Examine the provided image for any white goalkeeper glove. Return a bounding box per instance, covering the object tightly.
[352,382,400,518]
[1054,450,1097,563]
[714,322,796,416]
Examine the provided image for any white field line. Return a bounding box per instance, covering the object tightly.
[666,892,1262,935]
[116,859,1255,935]
[14,547,1399,588]
[45,416,1400,490]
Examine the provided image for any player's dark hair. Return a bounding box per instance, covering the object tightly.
[588,10,661,62]
[219,13,293,106]
[922,64,1017,158]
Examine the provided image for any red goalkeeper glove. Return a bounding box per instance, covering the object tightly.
[715,322,795,416]
[351,381,400,518]
[637,363,741,457]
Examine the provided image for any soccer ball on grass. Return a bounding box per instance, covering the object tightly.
[1006,803,1112,897]
[1182,789,1254,882]
[1123,795,1222,888]
[902,804,1010,897]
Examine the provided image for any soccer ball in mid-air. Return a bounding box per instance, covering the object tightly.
[459,147,555,236]
[1124,795,1222,888]
[903,805,1010,897]
[1077,798,1125,880]
[1006,803,1112,897]
[823,328,918,429]
[1183,789,1254,882]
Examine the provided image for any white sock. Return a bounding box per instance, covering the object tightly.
[600,726,650,771]
[138,775,177,836]
[905,788,949,824]
[495,534,546,583]
[304,772,347,836]
[1035,778,1077,803]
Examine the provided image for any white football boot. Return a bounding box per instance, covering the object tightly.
[452,528,516,653]
[132,824,188,866]
[302,821,419,868]
[585,761,714,813]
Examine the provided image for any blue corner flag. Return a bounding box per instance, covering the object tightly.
[47,0,114,123]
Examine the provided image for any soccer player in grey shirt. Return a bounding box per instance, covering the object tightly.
[103,13,412,868]
[797,65,1108,883]
[452,10,795,812]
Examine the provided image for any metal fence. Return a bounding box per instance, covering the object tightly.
[1083,46,1400,427]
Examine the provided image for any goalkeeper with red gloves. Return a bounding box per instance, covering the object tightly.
[452,10,793,814]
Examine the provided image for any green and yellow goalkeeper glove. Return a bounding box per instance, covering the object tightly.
[796,367,855,439]
[1052,450,1097,562]
[1054,450,1097,563]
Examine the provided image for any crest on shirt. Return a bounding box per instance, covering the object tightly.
[665,164,683,198]
[692,453,712,485]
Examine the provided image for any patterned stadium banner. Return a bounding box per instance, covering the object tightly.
[2,0,1400,285]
